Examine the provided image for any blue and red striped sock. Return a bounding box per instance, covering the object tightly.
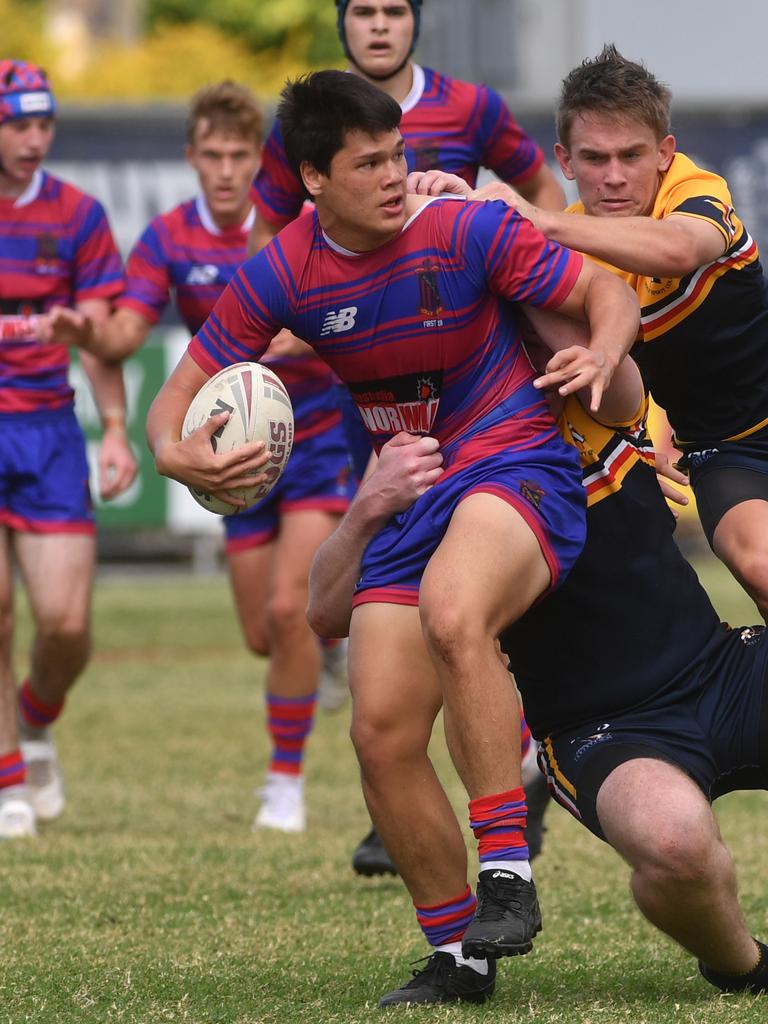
[414,884,477,947]
[266,692,317,776]
[18,679,64,729]
[0,749,25,791]
[469,787,530,880]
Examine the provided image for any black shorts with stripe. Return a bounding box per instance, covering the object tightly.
[681,428,768,546]
[538,625,768,841]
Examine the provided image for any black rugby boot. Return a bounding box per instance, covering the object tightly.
[378,952,495,1007]
[461,869,542,959]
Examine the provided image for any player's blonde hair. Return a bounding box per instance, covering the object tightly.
[186,80,264,147]
[556,44,672,147]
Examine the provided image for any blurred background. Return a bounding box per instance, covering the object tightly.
[7,0,768,565]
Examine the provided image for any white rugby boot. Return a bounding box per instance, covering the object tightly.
[20,731,65,821]
[0,789,37,839]
[252,772,306,833]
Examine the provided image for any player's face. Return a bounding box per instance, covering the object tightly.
[303,129,407,251]
[555,113,675,218]
[344,2,415,79]
[0,117,55,194]
[186,125,260,227]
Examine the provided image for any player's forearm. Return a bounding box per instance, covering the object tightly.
[146,354,207,475]
[307,487,393,637]
[79,350,129,435]
[538,210,708,278]
[583,270,640,371]
[92,307,151,362]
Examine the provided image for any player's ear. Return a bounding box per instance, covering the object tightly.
[301,161,323,198]
[657,134,676,173]
[553,143,575,181]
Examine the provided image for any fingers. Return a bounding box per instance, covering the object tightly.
[654,451,689,486]
[407,170,470,197]
[387,431,439,452]
[657,478,690,507]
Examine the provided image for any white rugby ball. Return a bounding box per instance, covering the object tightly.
[182,361,294,515]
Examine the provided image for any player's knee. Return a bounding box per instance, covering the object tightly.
[735,547,768,599]
[420,599,483,666]
[36,611,90,652]
[637,815,718,887]
[350,704,424,775]
[265,590,308,640]
[241,623,270,658]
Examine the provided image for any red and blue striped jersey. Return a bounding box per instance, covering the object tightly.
[189,197,582,470]
[252,65,545,227]
[119,196,340,442]
[118,197,253,335]
[0,170,123,413]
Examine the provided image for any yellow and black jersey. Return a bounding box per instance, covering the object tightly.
[569,153,768,449]
[501,394,724,739]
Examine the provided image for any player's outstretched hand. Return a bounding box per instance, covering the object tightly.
[37,306,97,351]
[156,412,270,508]
[407,170,471,197]
[533,344,615,413]
[99,428,138,500]
[361,432,443,518]
[470,182,541,227]
[654,450,690,516]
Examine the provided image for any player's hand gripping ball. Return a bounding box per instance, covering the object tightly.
[182,362,294,515]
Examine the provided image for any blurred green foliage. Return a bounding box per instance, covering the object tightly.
[148,0,341,65]
[0,0,343,101]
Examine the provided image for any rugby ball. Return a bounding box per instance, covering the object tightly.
[182,361,294,515]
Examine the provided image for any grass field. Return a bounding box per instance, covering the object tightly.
[1,554,767,1023]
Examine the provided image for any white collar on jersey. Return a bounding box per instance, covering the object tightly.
[13,169,44,208]
[321,194,444,257]
[195,193,255,236]
[400,64,425,114]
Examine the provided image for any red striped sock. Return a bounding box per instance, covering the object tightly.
[18,679,64,728]
[414,884,477,946]
[266,692,317,775]
[469,787,529,863]
[0,749,25,790]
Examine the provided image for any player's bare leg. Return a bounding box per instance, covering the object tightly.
[254,508,341,833]
[13,532,95,822]
[349,603,468,900]
[0,526,34,838]
[712,499,768,622]
[227,541,273,658]
[349,601,494,1005]
[597,758,766,987]
[419,492,551,957]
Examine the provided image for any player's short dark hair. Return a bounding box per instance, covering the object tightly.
[186,80,263,146]
[556,44,672,147]
[277,70,402,183]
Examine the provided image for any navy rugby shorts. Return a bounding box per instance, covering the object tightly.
[539,624,768,840]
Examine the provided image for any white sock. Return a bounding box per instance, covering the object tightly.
[480,859,533,882]
[434,942,488,975]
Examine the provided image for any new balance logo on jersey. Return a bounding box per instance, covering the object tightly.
[186,264,219,286]
[321,306,357,336]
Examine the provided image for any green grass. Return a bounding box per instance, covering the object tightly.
[1,556,767,1023]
